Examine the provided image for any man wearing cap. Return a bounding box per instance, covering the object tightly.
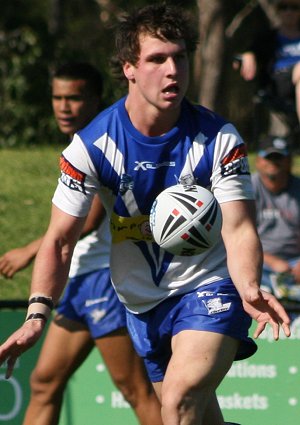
[252,135,300,299]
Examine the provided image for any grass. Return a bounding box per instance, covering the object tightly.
[0,146,62,299]
[1,146,300,300]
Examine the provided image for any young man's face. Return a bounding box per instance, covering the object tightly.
[52,78,100,137]
[124,34,189,112]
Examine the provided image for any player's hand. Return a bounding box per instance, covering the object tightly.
[234,52,257,81]
[0,320,45,379]
[291,261,300,284]
[0,247,33,278]
[269,258,291,274]
[241,287,291,340]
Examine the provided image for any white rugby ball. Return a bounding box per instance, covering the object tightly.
[149,184,222,256]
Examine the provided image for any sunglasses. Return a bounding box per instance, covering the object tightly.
[277,3,300,11]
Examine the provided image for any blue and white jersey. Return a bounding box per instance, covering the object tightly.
[68,216,111,278]
[273,33,300,71]
[53,97,254,313]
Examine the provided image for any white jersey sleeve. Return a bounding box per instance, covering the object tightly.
[52,135,100,217]
[211,123,254,203]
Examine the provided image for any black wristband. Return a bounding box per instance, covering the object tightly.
[26,313,48,322]
[28,296,54,310]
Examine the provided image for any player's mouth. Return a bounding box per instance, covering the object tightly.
[57,117,75,126]
[163,83,179,97]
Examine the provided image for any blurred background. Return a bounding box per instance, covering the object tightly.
[0,0,281,149]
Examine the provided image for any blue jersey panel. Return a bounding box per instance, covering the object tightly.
[79,98,226,217]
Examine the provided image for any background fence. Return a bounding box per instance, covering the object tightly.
[1,305,300,425]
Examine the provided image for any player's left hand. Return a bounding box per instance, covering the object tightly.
[241,287,291,340]
[291,260,300,284]
[0,320,45,379]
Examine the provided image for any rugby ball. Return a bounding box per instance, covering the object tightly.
[149,184,222,256]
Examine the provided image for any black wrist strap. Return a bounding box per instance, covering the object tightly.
[26,313,48,322]
[28,296,54,310]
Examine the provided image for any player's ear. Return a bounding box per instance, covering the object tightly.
[123,62,135,81]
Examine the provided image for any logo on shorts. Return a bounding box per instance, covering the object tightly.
[90,309,106,323]
[197,291,214,297]
[85,297,108,307]
[203,297,231,314]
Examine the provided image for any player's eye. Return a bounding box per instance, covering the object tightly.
[149,55,166,64]
[68,96,82,102]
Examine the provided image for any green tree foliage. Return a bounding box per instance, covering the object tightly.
[0,27,58,147]
[0,0,196,147]
[0,0,272,147]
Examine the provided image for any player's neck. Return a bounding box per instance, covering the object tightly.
[125,98,181,137]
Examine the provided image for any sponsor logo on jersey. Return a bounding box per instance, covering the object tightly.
[110,212,153,243]
[178,174,196,186]
[119,173,134,195]
[134,161,175,171]
[59,155,86,193]
[220,144,250,177]
[203,297,231,314]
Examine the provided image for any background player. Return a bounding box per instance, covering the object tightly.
[252,135,300,299]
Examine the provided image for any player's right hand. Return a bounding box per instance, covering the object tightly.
[0,320,45,378]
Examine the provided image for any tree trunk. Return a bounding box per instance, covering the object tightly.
[48,0,65,36]
[192,0,226,110]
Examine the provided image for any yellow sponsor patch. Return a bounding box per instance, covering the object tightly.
[110,211,154,243]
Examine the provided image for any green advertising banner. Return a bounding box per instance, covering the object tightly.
[218,314,300,425]
[1,308,300,425]
[0,309,138,425]
[59,347,138,425]
[0,310,45,424]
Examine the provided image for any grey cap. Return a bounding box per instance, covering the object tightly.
[258,135,291,157]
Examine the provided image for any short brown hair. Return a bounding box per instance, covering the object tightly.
[111,3,198,80]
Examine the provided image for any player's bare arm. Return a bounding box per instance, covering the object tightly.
[0,205,86,377]
[30,205,85,299]
[221,199,291,339]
